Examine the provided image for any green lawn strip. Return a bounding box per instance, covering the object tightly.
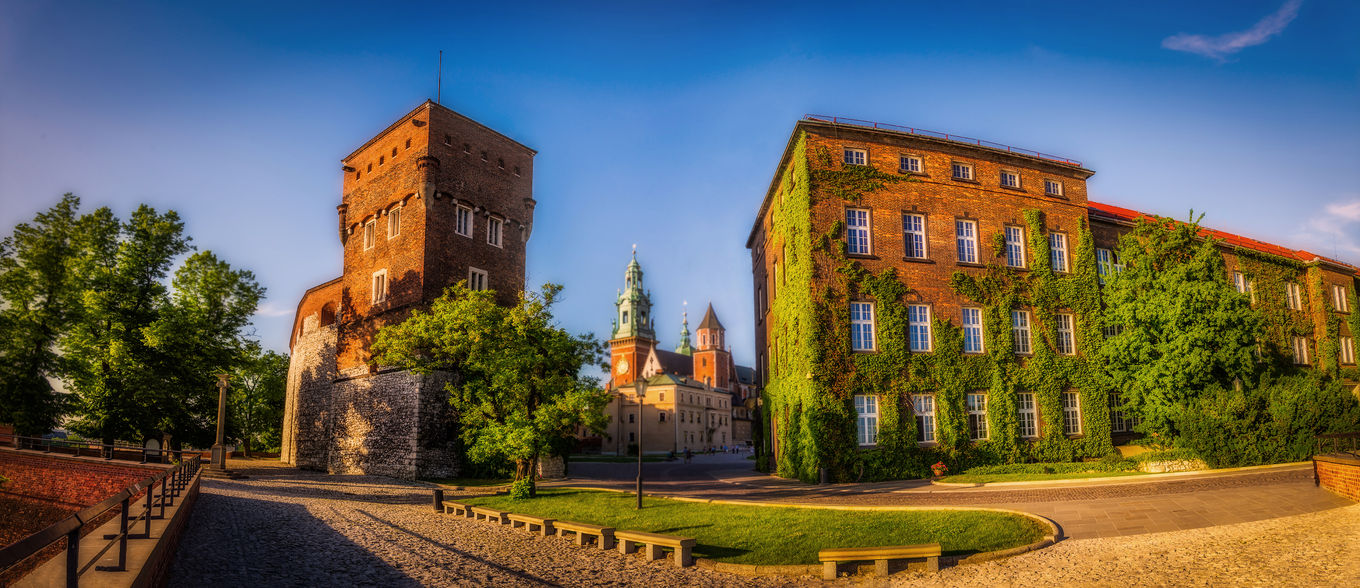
[463,488,1046,565]
[940,470,1149,484]
[425,477,510,487]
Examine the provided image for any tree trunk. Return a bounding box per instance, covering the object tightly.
[528,453,539,498]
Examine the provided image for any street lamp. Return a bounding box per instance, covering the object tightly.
[634,376,647,509]
[211,373,230,471]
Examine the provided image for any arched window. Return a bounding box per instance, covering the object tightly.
[319,303,337,327]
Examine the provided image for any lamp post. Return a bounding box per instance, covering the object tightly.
[211,373,230,471]
[634,376,647,510]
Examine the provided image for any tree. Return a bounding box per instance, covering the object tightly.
[1101,212,1263,441]
[372,283,609,496]
[0,195,81,436]
[228,343,288,455]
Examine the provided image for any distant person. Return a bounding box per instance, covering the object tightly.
[684,448,692,463]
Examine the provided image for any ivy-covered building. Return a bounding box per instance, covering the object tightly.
[746,115,1360,482]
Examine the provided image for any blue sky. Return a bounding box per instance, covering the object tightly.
[2,0,1357,366]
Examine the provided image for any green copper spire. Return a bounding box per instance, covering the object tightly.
[675,303,692,356]
[612,246,655,340]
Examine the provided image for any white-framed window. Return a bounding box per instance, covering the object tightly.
[1000,170,1020,189]
[850,302,876,351]
[956,219,978,264]
[1049,233,1068,273]
[1004,226,1026,268]
[908,304,931,352]
[387,206,402,239]
[1102,323,1123,340]
[962,307,984,354]
[951,162,974,181]
[1056,313,1076,355]
[468,267,488,291]
[966,392,988,441]
[1096,248,1120,283]
[1341,337,1355,365]
[854,394,879,446]
[1292,336,1310,365]
[846,208,871,255]
[1044,179,1064,196]
[1110,392,1136,433]
[903,213,926,259]
[1017,392,1037,438]
[1233,271,1255,302]
[1285,282,1302,311]
[363,219,376,250]
[899,155,922,173]
[1062,391,1082,435]
[487,216,503,248]
[1012,310,1031,354]
[913,394,936,443]
[455,205,473,237]
[1335,285,1350,312]
[843,147,867,166]
[371,269,388,304]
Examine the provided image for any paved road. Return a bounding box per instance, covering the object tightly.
[559,454,1353,539]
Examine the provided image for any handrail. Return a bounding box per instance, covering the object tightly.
[803,114,1085,167]
[0,446,202,587]
[0,432,171,463]
[1316,431,1360,456]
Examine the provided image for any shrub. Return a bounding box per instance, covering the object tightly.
[508,478,533,500]
[1130,448,1202,464]
[960,459,1137,476]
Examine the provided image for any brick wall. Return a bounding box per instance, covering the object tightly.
[0,450,159,509]
[1314,454,1360,501]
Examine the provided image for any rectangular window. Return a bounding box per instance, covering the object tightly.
[1012,310,1031,354]
[1044,179,1064,196]
[1056,313,1076,355]
[966,393,988,441]
[1292,336,1310,365]
[908,305,931,352]
[913,394,936,443]
[1335,285,1350,312]
[1000,170,1020,188]
[371,269,387,304]
[1096,248,1113,282]
[951,162,974,181]
[850,302,876,351]
[363,219,376,250]
[1341,337,1356,365]
[1004,226,1026,268]
[1102,323,1123,340]
[843,148,867,166]
[1233,271,1254,302]
[899,155,922,173]
[962,307,984,353]
[487,217,503,248]
[902,213,926,259]
[1062,392,1082,435]
[387,206,402,239]
[1110,392,1132,433]
[956,219,978,264]
[455,205,473,237]
[855,395,879,446]
[1017,392,1037,438]
[468,267,488,291]
[846,208,871,255]
[1285,282,1302,311]
[1049,233,1068,272]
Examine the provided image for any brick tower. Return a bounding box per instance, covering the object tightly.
[282,100,536,479]
[609,250,656,388]
[692,304,732,390]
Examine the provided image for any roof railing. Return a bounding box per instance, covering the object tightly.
[804,114,1084,167]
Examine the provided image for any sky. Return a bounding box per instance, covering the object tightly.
[2,0,1357,367]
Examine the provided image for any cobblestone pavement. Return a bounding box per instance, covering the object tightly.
[167,463,804,587]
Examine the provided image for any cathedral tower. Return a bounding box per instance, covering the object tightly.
[609,249,655,387]
[692,303,732,391]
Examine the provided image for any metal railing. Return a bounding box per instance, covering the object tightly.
[1316,432,1360,457]
[804,114,1085,167]
[0,437,202,587]
[1,433,173,464]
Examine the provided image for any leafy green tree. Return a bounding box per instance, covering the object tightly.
[63,205,192,445]
[1102,212,1263,442]
[372,283,609,496]
[227,343,289,455]
[0,195,82,435]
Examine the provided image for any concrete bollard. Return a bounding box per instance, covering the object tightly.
[432,489,444,512]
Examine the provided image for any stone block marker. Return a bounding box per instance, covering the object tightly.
[818,543,941,580]
[614,530,697,568]
[553,521,616,550]
[508,513,556,536]
[442,501,472,517]
[471,506,510,524]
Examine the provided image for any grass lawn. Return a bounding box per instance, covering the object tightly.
[425,477,510,487]
[464,488,1046,565]
[568,455,667,463]
[940,470,1149,484]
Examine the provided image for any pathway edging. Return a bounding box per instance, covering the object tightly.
[929,461,1310,489]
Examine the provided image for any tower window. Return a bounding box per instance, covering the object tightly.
[405,139,411,149]
[513,166,521,176]
[379,155,384,165]
[363,219,376,250]
[497,158,505,169]
[468,267,488,291]
[487,217,503,248]
[622,311,629,324]
[371,269,388,304]
[387,206,402,239]
[444,134,452,145]
[391,147,397,157]
[481,151,488,162]
[455,205,473,238]
[463,143,470,153]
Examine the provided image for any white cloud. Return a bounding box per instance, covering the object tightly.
[1296,197,1360,263]
[254,301,294,318]
[1162,0,1302,61]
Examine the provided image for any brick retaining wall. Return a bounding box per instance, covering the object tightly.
[0,449,161,508]
[1313,454,1360,501]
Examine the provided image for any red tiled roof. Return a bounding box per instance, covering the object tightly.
[1088,201,1358,273]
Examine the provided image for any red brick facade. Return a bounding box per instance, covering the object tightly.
[1314,454,1360,501]
[0,449,159,509]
